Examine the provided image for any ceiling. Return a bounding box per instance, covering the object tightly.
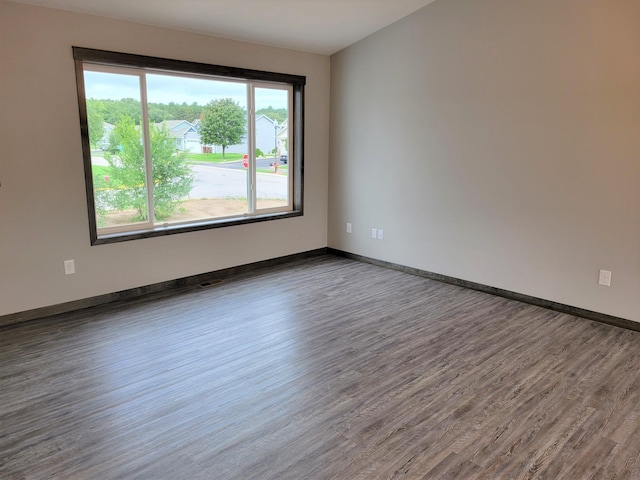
[10,0,438,55]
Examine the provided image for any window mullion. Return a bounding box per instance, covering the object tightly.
[247,82,256,214]
[139,73,155,225]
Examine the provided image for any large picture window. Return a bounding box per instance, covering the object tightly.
[73,47,304,244]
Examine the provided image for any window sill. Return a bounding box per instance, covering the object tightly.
[92,209,303,245]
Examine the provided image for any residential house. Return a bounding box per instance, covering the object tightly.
[255,115,282,156]
[204,114,286,156]
[98,122,114,150]
[276,119,288,156]
[157,119,201,153]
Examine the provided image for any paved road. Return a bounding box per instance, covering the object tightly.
[211,157,284,170]
[92,156,287,200]
[92,156,282,170]
[190,165,287,200]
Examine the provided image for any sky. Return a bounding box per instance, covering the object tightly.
[83,70,288,111]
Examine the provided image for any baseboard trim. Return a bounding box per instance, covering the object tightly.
[5,247,637,333]
[328,248,640,333]
[0,248,328,328]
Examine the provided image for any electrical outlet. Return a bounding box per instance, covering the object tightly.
[377,229,384,240]
[64,259,76,275]
[371,228,377,239]
[598,270,611,286]
[346,222,352,234]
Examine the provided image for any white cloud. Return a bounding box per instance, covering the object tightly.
[84,71,288,111]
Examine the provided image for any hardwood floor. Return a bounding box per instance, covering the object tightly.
[2,254,640,479]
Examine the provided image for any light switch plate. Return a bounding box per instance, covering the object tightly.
[598,270,611,286]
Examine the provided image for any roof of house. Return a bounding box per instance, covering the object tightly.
[155,120,196,138]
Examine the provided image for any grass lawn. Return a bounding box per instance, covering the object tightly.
[93,165,110,175]
[257,166,288,175]
[92,165,111,188]
[186,153,244,163]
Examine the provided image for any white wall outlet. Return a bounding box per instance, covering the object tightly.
[371,228,377,239]
[598,270,611,286]
[377,229,384,240]
[64,259,76,275]
[346,222,352,234]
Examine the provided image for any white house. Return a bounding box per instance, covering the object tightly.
[276,119,288,156]
[98,122,114,150]
[218,115,286,156]
[157,120,201,153]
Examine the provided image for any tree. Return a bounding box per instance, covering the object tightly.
[102,116,194,220]
[86,103,105,149]
[200,98,246,157]
[256,106,287,124]
[149,123,194,219]
[107,128,121,154]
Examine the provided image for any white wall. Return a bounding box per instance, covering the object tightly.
[0,1,330,316]
[329,0,640,321]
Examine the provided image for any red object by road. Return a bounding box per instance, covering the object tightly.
[242,154,249,168]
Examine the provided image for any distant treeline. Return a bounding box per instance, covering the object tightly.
[87,98,288,125]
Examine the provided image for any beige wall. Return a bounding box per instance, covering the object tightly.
[3,0,639,323]
[0,1,330,316]
[329,0,640,321]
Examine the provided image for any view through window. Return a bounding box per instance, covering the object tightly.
[74,48,304,244]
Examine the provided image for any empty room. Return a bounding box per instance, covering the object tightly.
[1,0,640,478]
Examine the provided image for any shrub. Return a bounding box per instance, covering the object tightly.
[102,117,194,221]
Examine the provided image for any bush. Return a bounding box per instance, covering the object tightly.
[102,117,194,221]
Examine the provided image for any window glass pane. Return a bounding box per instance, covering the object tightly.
[75,47,304,243]
[83,70,149,230]
[255,87,290,211]
[145,74,249,224]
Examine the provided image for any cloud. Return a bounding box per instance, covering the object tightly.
[84,70,288,110]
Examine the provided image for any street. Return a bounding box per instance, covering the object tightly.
[92,156,288,200]
[212,157,283,170]
[190,164,287,200]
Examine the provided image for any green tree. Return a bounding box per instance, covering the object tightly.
[150,123,194,219]
[256,106,287,124]
[200,98,246,157]
[103,116,146,218]
[103,117,193,220]
[107,128,121,154]
[91,98,142,125]
[147,101,204,124]
[87,103,105,149]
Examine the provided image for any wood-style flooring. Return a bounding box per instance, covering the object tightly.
[2,254,640,479]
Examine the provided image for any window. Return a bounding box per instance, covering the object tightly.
[73,47,305,244]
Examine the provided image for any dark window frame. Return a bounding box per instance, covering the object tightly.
[73,47,305,245]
